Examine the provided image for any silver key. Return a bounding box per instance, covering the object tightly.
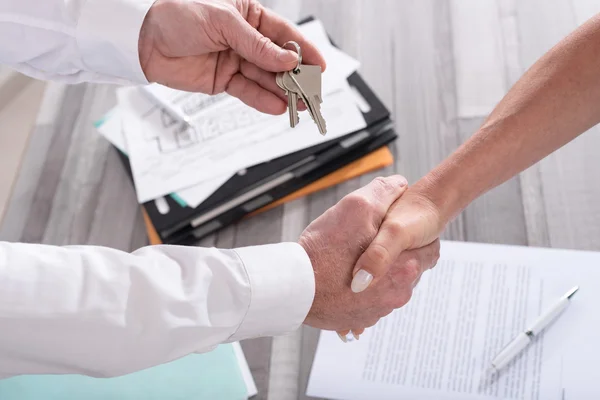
[282,65,327,135]
[276,72,299,127]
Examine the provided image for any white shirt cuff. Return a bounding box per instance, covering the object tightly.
[77,0,156,84]
[230,243,315,340]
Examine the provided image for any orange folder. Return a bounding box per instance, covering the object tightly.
[142,146,394,245]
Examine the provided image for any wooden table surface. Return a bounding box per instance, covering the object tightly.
[2,1,600,399]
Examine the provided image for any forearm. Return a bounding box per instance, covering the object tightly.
[418,14,600,223]
[0,241,313,378]
[0,0,154,84]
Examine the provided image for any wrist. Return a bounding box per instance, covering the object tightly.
[411,166,471,228]
[230,243,315,340]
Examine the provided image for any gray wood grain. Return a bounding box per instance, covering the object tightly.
[0,125,56,242]
[40,85,111,245]
[86,146,142,251]
[3,1,600,399]
[515,0,600,251]
[20,84,87,244]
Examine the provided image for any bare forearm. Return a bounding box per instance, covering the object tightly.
[417,14,600,224]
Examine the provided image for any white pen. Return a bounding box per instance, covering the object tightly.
[487,286,579,375]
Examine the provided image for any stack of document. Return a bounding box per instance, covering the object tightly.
[96,17,398,244]
[0,342,257,399]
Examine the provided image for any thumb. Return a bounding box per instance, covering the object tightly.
[226,15,298,72]
[351,203,413,294]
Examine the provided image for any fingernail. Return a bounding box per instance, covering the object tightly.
[336,332,348,343]
[278,49,297,63]
[352,332,360,341]
[398,176,408,187]
[351,270,373,293]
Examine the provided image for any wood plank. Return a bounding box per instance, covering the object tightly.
[129,206,150,251]
[215,224,237,248]
[571,0,600,25]
[0,83,67,241]
[18,84,86,244]
[78,85,146,251]
[40,84,114,245]
[451,0,507,118]
[540,127,600,250]
[0,68,34,115]
[0,80,46,224]
[35,83,69,126]
[515,0,600,250]
[86,147,142,251]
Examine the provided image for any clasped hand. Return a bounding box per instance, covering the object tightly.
[299,176,443,338]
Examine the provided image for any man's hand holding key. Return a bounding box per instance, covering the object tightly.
[138,0,326,115]
[276,41,328,135]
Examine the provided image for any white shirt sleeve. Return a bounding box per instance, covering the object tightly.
[0,241,315,379]
[0,0,155,84]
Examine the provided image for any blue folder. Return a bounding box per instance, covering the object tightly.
[0,344,247,400]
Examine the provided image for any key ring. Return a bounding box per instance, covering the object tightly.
[282,41,302,73]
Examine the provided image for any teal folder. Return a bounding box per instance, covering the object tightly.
[0,344,247,400]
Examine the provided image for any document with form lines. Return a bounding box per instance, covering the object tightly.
[307,241,600,400]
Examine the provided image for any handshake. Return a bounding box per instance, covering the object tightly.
[299,175,444,339]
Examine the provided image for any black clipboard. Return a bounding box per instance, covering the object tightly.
[164,123,397,245]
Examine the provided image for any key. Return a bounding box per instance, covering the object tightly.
[287,90,299,128]
[276,72,299,127]
[282,65,327,135]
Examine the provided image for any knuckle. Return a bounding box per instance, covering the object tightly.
[342,193,374,213]
[371,176,395,194]
[404,257,421,283]
[366,243,392,269]
[253,35,273,56]
[383,220,405,240]
[213,3,238,23]
[424,240,441,269]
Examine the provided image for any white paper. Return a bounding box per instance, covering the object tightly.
[232,342,258,398]
[96,107,233,208]
[119,83,366,203]
[142,84,228,122]
[307,241,600,400]
[174,174,232,208]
